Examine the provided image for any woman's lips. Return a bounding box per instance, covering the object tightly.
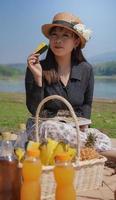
[54,46,63,49]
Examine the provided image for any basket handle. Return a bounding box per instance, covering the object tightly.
[35,95,81,160]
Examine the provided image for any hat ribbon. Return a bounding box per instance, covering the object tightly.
[53,20,74,30]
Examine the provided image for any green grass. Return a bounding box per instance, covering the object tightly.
[0,92,116,138]
[91,100,116,138]
[95,75,116,80]
[0,92,29,132]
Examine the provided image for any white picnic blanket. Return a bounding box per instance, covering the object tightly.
[26,119,112,152]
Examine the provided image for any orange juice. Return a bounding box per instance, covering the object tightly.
[21,149,42,200]
[54,153,76,200]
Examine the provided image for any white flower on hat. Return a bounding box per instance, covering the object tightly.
[73,24,92,41]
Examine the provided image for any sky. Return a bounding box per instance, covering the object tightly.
[0,0,116,64]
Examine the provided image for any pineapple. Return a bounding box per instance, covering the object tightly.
[26,140,40,150]
[80,147,99,160]
[85,132,97,148]
[66,146,77,162]
[15,148,25,162]
[49,142,67,165]
[49,142,77,165]
[39,142,48,165]
[39,138,58,165]
[80,132,99,160]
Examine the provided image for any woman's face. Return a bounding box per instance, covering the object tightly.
[49,27,80,57]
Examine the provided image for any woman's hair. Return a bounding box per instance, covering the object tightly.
[42,48,59,84]
[42,36,87,85]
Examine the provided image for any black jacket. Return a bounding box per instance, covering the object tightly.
[25,60,94,119]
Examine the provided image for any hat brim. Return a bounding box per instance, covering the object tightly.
[41,23,86,48]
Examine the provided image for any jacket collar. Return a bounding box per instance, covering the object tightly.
[70,62,84,80]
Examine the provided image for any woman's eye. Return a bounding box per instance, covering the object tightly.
[51,33,57,37]
[63,34,69,37]
[63,34,72,39]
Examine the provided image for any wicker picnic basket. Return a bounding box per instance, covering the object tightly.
[35,95,107,200]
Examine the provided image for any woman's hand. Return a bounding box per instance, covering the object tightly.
[27,53,42,86]
[80,125,88,132]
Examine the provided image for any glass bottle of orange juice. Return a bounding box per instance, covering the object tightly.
[21,149,42,200]
[54,153,76,200]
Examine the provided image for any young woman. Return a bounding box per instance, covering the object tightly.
[25,12,111,151]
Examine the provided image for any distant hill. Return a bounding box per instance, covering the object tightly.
[88,51,116,64]
[0,64,25,79]
[7,63,26,72]
[0,56,116,78]
[93,61,116,76]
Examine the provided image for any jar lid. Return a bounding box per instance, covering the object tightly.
[19,123,26,131]
[55,153,71,162]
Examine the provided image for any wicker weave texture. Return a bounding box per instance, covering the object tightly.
[40,157,106,199]
[35,95,107,199]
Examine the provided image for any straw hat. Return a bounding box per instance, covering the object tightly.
[41,12,92,48]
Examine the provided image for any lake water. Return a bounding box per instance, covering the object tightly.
[0,79,25,93]
[94,79,116,99]
[0,79,116,99]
